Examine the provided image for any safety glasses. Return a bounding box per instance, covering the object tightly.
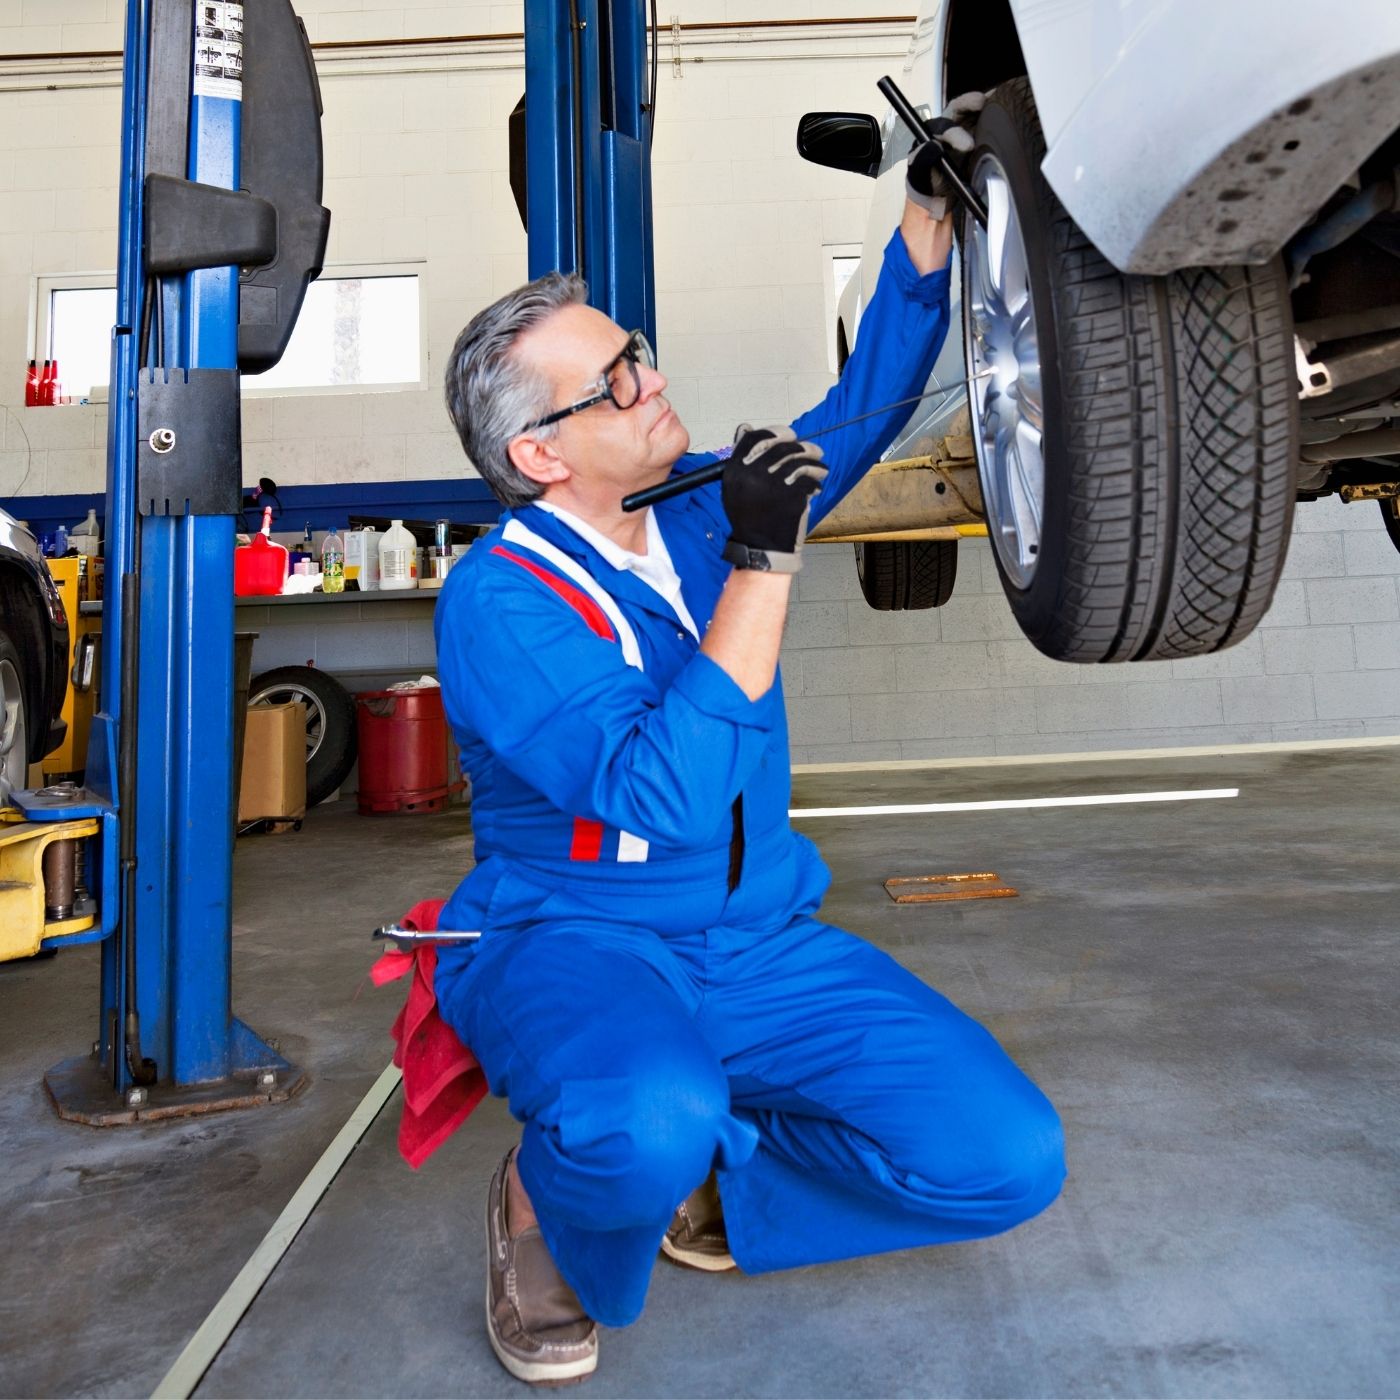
[521,329,656,433]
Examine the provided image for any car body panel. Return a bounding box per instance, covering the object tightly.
[1029,0,1400,272]
[842,23,968,471]
[836,0,1400,466]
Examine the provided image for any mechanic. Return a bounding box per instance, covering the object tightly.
[434,96,1065,1385]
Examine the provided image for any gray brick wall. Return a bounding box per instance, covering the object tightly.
[782,494,1400,763]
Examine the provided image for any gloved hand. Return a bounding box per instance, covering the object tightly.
[721,424,828,573]
[906,91,986,220]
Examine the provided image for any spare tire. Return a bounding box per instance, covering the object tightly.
[854,540,958,610]
[247,665,357,807]
[961,77,1298,662]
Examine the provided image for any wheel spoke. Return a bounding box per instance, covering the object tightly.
[1010,418,1045,539]
[984,178,1011,304]
[963,156,1046,591]
[1000,211,1029,317]
[1015,356,1043,431]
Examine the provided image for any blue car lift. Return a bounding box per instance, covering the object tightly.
[523,0,657,343]
[29,0,655,1123]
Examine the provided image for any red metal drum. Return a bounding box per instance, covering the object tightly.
[355,686,460,815]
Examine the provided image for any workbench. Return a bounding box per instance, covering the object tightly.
[81,589,443,691]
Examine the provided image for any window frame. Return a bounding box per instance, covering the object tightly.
[30,271,115,403]
[822,242,863,376]
[29,261,429,401]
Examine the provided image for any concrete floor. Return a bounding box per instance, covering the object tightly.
[2,744,1399,1398]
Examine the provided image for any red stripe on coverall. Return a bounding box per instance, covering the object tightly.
[491,544,613,861]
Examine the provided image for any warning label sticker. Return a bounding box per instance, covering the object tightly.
[194,2,243,101]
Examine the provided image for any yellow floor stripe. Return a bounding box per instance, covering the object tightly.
[151,1063,402,1399]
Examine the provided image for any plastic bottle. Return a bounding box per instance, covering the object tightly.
[38,359,53,406]
[290,522,314,571]
[379,519,418,591]
[24,360,39,407]
[321,526,345,593]
[70,508,101,557]
[54,525,68,557]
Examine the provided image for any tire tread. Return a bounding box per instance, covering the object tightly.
[978,78,1297,663]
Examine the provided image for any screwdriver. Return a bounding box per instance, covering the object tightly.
[620,368,992,512]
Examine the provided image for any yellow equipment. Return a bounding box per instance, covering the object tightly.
[0,809,98,960]
[42,556,101,782]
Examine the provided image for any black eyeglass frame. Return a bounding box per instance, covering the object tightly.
[519,329,655,434]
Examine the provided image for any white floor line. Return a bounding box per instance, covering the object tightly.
[151,1062,403,1400]
[789,787,1239,818]
[791,735,1400,776]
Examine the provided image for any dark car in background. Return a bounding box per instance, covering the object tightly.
[0,507,69,805]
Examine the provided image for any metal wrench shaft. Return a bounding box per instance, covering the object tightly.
[373,924,481,946]
[620,370,991,512]
[878,75,989,230]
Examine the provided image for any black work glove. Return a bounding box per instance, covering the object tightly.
[721,424,828,574]
[906,91,986,220]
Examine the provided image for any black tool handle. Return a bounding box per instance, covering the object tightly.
[622,461,724,512]
[877,75,988,229]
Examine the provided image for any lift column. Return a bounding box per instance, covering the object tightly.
[523,0,657,343]
[44,0,328,1120]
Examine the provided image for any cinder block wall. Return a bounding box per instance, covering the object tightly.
[785,499,1400,762]
[2,4,1397,760]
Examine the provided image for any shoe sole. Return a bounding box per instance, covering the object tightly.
[659,1235,737,1273]
[485,1175,598,1386]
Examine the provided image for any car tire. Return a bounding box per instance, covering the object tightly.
[0,628,29,808]
[961,77,1298,662]
[854,540,958,610]
[1381,498,1400,555]
[247,665,357,807]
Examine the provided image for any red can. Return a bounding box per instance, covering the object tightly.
[234,533,287,596]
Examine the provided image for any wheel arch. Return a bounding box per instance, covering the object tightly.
[942,0,1027,109]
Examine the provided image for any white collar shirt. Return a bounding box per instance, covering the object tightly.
[533,501,701,642]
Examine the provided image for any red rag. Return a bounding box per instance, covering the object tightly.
[371,898,488,1169]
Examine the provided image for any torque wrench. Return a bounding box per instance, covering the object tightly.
[877,75,989,230]
[620,369,992,512]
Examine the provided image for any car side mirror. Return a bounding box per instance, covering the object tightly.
[796,112,882,178]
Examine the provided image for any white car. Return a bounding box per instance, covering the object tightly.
[799,0,1400,661]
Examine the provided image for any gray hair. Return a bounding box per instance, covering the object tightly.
[444,272,588,508]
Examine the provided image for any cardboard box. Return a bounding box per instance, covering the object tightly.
[238,702,307,822]
[345,528,379,590]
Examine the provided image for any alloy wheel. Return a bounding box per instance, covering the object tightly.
[249,681,325,761]
[0,658,29,808]
[963,154,1045,590]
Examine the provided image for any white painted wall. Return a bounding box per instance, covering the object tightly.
[2,4,1397,760]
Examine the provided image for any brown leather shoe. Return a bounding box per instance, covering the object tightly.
[485,1148,598,1385]
[661,1171,736,1272]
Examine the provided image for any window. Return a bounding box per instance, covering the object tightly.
[823,244,863,375]
[35,276,115,403]
[246,270,422,392]
[32,266,423,400]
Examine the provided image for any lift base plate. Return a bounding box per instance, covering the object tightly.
[43,1021,307,1126]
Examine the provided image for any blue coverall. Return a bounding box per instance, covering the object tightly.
[433,232,1065,1328]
